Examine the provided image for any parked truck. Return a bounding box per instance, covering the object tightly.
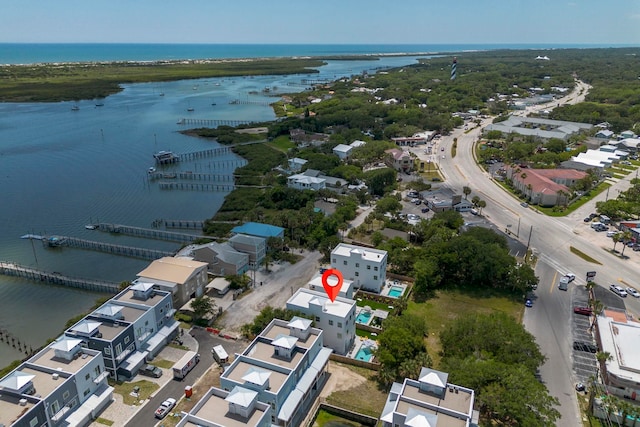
[172,351,200,380]
[212,345,229,365]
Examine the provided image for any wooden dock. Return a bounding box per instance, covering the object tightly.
[158,182,236,192]
[148,171,239,183]
[95,223,202,243]
[0,261,120,293]
[176,118,256,126]
[34,235,175,260]
[162,220,205,230]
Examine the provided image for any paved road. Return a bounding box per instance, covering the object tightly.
[409,80,640,424]
[126,330,248,427]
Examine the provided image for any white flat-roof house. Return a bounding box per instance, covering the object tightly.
[380,367,479,427]
[218,318,332,427]
[308,275,354,299]
[331,243,388,293]
[287,288,356,355]
[136,256,208,308]
[288,157,308,173]
[0,337,112,427]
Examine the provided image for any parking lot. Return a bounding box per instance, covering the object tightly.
[571,286,599,384]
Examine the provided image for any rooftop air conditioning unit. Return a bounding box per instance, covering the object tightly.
[52,373,59,380]
[19,398,28,406]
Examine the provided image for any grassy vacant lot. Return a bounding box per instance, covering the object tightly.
[406,289,522,367]
[325,364,389,418]
[0,58,325,102]
[266,135,296,153]
[111,379,159,405]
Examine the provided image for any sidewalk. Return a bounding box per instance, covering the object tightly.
[88,329,198,427]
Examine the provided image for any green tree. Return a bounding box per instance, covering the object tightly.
[190,296,217,321]
[462,186,471,200]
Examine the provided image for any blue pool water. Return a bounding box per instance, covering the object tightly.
[389,286,404,298]
[355,345,374,362]
[356,311,372,324]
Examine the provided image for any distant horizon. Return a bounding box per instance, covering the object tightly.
[1,42,639,46]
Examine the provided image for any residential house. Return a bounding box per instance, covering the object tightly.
[288,157,307,173]
[595,129,614,139]
[611,138,640,153]
[331,243,387,293]
[229,233,267,269]
[287,173,326,191]
[136,256,209,308]
[176,386,271,427]
[333,144,353,160]
[421,189,474,212]
[380,367,478,427]
[620,130,637,139]
[231,222,285,240]
[219,318,332,427]
[350,140,367,149]
[111,283,178,360]
[385,148,413,172]
[0,337,112,427]
[287,288,356,355]
[190,241,250,276]
[505,166,587,207]
[308,275,354,299]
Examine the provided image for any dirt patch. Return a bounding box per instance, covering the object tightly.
[321,362,367,398]
[217,250,322,333]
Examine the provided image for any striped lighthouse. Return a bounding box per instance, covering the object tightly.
[451,57,457,80]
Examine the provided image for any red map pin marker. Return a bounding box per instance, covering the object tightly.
[321,269,343,302]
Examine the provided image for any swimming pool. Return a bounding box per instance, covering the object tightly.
[355,345,374,362]
[389,286,404,298]
[356,310,372,324]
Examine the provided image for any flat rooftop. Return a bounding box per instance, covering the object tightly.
[402,381,472,416]
[21,366,69,398]
[223,360,288,393]
[114,289,167,307]
[395,400,468,427]
[287,288,355,318]
[244,340,304,370]
[30,348,98,374]
[598,315,640,383]
[186,390,269,427]
[95,320,130,341]
[0,394,38,427]
[332,243,386,262]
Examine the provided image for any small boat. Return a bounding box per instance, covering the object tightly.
[162,173,177,179]
[71,105,80,111]
[148,167,157,174]
[85,224,97,230]
[159,92,165,96]
[95,102,104,107]
[187,107,194,112]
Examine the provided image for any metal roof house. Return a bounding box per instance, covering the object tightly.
[231,222,285,240]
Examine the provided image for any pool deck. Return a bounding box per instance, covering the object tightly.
[347,336,378,361]
[380,279,408,298]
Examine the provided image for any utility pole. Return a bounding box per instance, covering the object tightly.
[526,225,534,252]
[517,217,521,238]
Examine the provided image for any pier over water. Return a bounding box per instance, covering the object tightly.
[0,261,119,293]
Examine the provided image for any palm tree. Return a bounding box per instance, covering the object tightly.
[620,230,633,257]
[589,299,605,331]
[478,200,487,215]
[462,186,471,200]
[612,233,621,252]
[585,281,596,303]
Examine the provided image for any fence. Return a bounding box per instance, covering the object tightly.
[329,353,380,371]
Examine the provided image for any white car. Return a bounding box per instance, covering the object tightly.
[626,287,640,298]
[610,284,628,298]
[155,398,176,419]
[564,273,576,282]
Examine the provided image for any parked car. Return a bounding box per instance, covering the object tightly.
[413,199,422,205]
[606,231,619,238]
[441,147,445,151]
[155,398,177,419]
[626,287,640,298]
[610,284,628,297]
[421,207,430,213]
[573,306,593,316]
[583,217,591,222]
[525,299,533,307]
[573,341,597,353]
[564,273,576,282]
[139,364,162,378]
[576,383,586,392]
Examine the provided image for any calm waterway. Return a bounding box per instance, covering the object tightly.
[0,54,424,368]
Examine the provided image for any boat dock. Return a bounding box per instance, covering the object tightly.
[176,118,256,126]
[161,220,205,230]
[28,235,175,260]
[95,223,202,243]
[148,172,238,183]
[158,182,236,192]
[0,261,120,293]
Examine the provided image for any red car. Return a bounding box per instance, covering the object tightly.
[573,306,593,316]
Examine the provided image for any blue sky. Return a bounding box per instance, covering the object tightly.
[1,0,639,45]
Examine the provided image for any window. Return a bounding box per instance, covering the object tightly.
[338,322,342,328]
[356,263,359,268]
[85,373,90,380]
[95,366,101,375]
[315,316,320,322]
[84,389,90,397]
[30,418,39,427]
[332,258,336,263]
[124,336,130,344]
[374,266,378,271]
[367,265,371,270]
[343,260,347,266]
[328,320,334,326]
[374,276,378,280]
[115,343,123,355]
[104,347,111,356]
[355,272,359,277]
[337,333,342,339]
[63,390,70,400]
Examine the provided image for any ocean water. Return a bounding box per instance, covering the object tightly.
[0,50,424,368]
[0,43,624,65]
